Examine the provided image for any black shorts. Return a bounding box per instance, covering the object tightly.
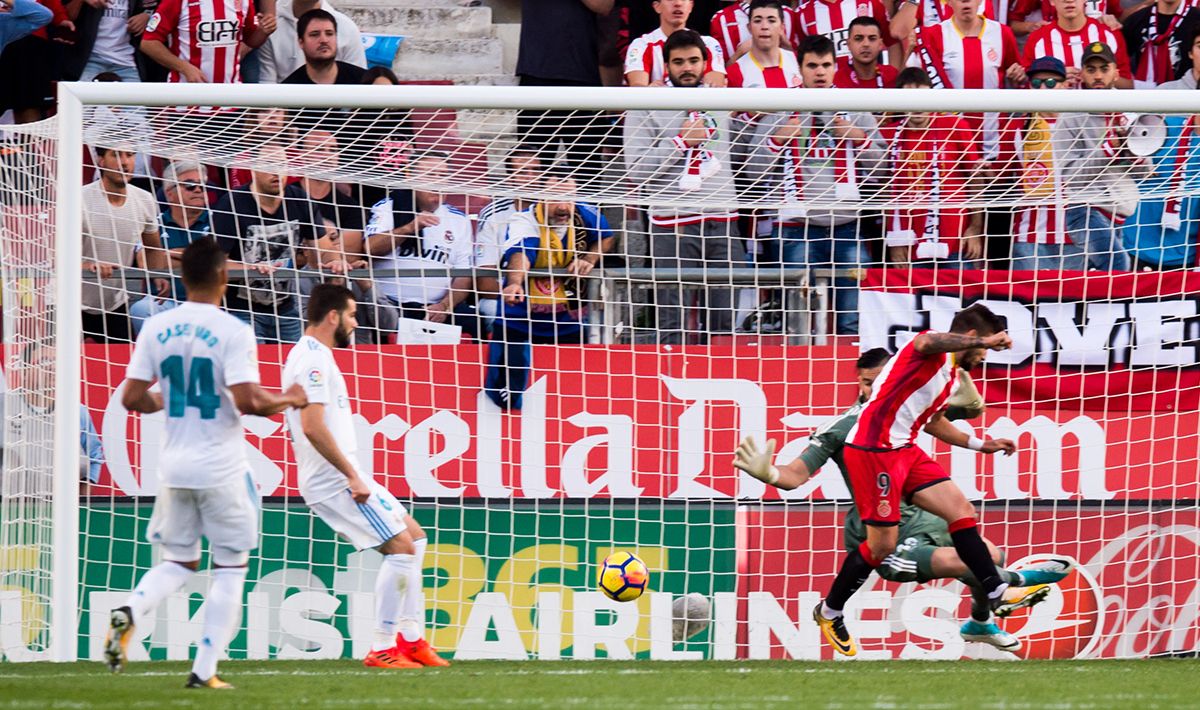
[0,36,58,112]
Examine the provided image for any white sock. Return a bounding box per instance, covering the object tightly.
[126,561,194,620]
[398,539,428,643]
[375,554,412,651]
[190,567,247,681]
[821,602,843,620]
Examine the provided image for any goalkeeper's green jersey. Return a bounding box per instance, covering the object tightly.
[798,401,961,552]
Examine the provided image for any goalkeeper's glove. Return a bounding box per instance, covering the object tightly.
[946,369,985,419]
[733,436,780,486]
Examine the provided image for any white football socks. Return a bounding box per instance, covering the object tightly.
[821,602,843,620]
[375,553,413,651]
[398,538,428,643]
[191,567,247,681]
[126,561,194,620]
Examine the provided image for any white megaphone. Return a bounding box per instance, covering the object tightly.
[1122,113,1167,157]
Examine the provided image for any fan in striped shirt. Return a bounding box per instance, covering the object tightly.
[1020,0,1134,88]
[141,0,276,84]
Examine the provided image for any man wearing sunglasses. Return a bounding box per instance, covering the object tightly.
[1006,54,1145,271]
[129,160,213,335]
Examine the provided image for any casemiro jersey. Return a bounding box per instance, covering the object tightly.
[125,302,261,488]
[282,335,360,505]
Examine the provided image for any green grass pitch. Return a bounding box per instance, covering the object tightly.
[1,659,1197,709]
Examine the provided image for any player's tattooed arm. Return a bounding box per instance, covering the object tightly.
[913,331,1011,355]
[121,379,163,414]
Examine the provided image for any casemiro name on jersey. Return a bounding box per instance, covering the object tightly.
[154,322,220,348]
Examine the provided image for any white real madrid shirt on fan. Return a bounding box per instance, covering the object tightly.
[282,335,408,549]
[365,199,475,306]
[125,302,261,487]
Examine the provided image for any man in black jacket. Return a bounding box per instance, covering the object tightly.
[62,0,165,82]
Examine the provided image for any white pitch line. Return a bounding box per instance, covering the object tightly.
[0,662,1150,682]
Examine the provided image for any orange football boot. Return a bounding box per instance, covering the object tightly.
[363,648,421,669]
[395,638,451,667]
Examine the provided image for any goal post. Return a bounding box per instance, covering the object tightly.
[5,81,1200,662]
[52,86,84,664]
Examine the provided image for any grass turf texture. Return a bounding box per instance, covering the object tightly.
[1,659,1197,709]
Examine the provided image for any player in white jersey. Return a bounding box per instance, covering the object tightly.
[104,238,308,689]
[282,284,451,669]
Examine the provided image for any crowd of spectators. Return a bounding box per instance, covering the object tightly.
[3,0,1198,363]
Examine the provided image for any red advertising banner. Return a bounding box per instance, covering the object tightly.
[82,342,1199,501]
[859,268,1200,412]
[737,506,1200,659]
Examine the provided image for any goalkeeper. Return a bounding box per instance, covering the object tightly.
[733,348,1073,654]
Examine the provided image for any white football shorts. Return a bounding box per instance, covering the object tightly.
[146,472,261,561]
[310,481,409,550]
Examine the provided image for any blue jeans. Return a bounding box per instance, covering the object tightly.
[129,296,180,335]
[779,221,869,334]
[80,59,140,82]
[1010,207,1131,271]
[232,302,303,344]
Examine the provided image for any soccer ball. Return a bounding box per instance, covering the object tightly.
[597,551,649,602]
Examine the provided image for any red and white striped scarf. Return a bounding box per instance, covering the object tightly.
[1134,4,1187,85]
[1164,115,1193,231]
[776,114,859,220]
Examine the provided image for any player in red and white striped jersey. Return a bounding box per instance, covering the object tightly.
[141,0,275,84]
[811,305,1016,656]
[834,16,900,87]
[793,0,898,68]
[882,68,985,267]
[908,0,1020,160]
[1021,0,1133,88]
[626,0,726,86]
[710,0,802,62]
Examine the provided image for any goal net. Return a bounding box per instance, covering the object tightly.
[2,83,1199,662]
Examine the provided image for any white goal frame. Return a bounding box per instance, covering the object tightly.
[46,82,1200,662]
